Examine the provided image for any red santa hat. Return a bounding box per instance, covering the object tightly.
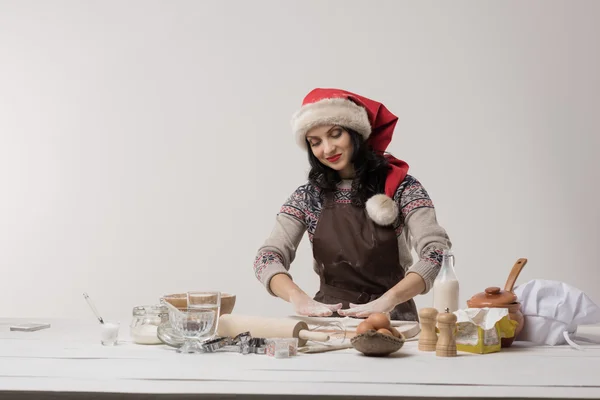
[291,88,409,226]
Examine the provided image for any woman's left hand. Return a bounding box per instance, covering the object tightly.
[337,292,397,318]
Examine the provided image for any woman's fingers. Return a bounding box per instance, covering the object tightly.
[339,300,375,316]
[338,306,364,317]
[326,302,343,311]
[354,311,372,318]
[309,307,333,317]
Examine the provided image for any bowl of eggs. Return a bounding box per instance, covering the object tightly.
[350,312,405,357]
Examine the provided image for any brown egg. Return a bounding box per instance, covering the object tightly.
[356,321,374,335]
[389,327,401,338]
[377,328,393,336]
[366,312,391,330]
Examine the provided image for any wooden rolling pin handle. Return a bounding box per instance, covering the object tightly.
[298,330,330,342]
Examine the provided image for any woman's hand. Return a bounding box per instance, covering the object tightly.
[337,292,397,318]
[338,272,427,318]
[269,274,342,317]
[290,291,342,317]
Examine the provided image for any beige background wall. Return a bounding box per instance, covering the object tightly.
[1,0,598,321]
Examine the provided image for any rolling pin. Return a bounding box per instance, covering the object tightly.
[217,314,329,347]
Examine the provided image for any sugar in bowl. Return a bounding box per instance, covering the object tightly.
[130,304,169,345]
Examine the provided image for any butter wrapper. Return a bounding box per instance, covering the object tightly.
[453,308,517,354]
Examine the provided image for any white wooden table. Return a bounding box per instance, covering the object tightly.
[1,318,599,399]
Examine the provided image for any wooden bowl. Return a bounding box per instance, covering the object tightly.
[161,293,187,309]
[351,330,405,357]
[220,293,236,316]
[161,292,236,316]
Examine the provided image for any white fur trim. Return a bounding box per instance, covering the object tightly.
[365,194,398,226]
[291,98,371,149]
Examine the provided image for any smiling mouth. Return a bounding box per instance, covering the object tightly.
[326,154,342,162]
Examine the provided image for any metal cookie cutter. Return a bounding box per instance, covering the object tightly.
[235,332,267,354]
[200,336,234,353]
[199,332,268,355]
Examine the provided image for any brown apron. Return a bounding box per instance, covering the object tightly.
[312,193,419,322]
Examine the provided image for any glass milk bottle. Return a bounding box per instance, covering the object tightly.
[432,249,459,313]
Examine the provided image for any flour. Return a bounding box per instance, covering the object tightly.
[131,324,161,345]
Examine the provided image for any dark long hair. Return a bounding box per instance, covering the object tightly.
[307,128,391,207]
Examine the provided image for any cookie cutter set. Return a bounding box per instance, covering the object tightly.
[199,331,298,358]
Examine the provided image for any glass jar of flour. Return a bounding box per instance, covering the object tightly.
[130,304,169,345]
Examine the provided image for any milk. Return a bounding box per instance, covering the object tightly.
[432,249,460,313]
[433,278,459,313]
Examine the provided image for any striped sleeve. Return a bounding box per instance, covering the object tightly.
[394,175,452,294]
[253,185,310,295]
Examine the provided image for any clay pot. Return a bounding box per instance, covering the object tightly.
[161,292,236,316]
[466,258,527,347]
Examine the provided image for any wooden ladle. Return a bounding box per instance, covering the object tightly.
[504,258,528,293]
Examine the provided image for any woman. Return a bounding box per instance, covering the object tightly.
[253,88,452,321]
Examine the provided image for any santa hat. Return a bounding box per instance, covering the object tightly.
[291,88,409,226]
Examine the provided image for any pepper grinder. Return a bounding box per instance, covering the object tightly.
[418,307,439,351]
[436,308,457,357]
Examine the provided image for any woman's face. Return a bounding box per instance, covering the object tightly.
[306,125,354,178]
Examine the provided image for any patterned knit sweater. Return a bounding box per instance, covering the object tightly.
[254,175,452,296]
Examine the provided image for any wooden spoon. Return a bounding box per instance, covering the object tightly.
[504,258,528,293]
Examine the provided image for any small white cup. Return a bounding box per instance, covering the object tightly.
[100,321,120,346]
